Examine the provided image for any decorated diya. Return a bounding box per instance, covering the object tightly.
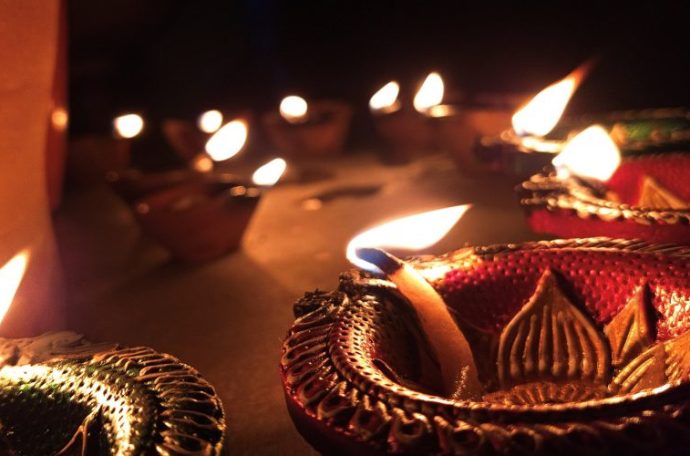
[0,331,225,455]
[519,125,690,245]
[281,237,690,455]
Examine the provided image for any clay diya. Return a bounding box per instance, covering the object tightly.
[282,238,690,455]
[369,74,443,163]
[0,331,224,454]
[428,93,527,176]
[520,151,690,245]
[132,173,260,263]
[261,96,352,160]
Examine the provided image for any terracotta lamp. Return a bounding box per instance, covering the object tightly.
[369,73,442,163]
[282,237,690,455]
[0,332,225,454]
[262,95,352,160]
[520,125,690,244]
[132,174,262,263]
[428,93,527,176]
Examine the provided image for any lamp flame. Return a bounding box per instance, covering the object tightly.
[512,65,590,137]
[204,119,248,161]
[346,204,471,274]
[252,158,287,187]
[198,109,224,133]
[113,113,144,139]
[0,250,29,326]
[413,72,444,113]
[279,95,308,123]
[552,125,621,181]
[369,81,400,113]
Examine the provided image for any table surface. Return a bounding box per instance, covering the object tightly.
[54,152,543,455]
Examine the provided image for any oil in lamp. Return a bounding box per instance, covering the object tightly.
[282,206,690,455]
[370,72,443,163]
[261,94,352,160]
[0,252,226,453]
[520,124,690,244]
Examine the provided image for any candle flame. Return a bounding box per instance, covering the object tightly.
[413,72,444,113]
[279,95,309,123]
[113,113,144,139]
[552,125,621,181]
[252,158,287,187]
[512,65,589,137]
[346,204,471,274]
[369,81,400,113]
[0,250,29,326]
[204,119,248,161]
[198,109,224,133]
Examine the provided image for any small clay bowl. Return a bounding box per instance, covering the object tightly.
[133,174,260,262]
[0,331,225,454]
[519,153,690,244]
[261,100,352,160]
[106,168,200,204]
[282,238,690,455]
[430,94,525,176]
[67,135,130,186]
[371,108,436,163]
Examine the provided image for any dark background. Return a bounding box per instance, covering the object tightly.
[69,0,690,140]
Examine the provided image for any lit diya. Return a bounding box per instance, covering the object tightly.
[369,73,443,163]
[281,207,690,454]
[520,125,690,245]
[261,95,352,160]
[0,252,225,454]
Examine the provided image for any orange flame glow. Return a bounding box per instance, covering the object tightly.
[252,158,287,187]
[279,95,309,123]
[552,125,621,181]
[0,250,29,326]
[113,113,144,139]
[512,65,589,137]
[204,119,248,161]
[369,81,400,113]
[413,72,444,113]
[346,204,471,273]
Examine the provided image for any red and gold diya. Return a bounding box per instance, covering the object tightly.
[133,174,261,263]
[0,331,225,454]
[520,130,690,245]
[282,237,690,455]
[261,96,352,160]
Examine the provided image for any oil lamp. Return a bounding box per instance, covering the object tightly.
[520,125,690,244]
[262,95,352,160]
[67,112,144,186]
[282,205,690,455]
[369,72,442,163]
[0,250,226,453]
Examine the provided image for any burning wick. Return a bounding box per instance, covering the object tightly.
[369,81,400,114]
[252,158,287,187]
[0,250,29,326]
[413,72,444,114]
[197,109,224,133]
[552,125,621,181]
[346,205,481,399]
[279,95,309,124]
[113,113,144,139]
[204,119,248,162]
[511,62,592,138]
